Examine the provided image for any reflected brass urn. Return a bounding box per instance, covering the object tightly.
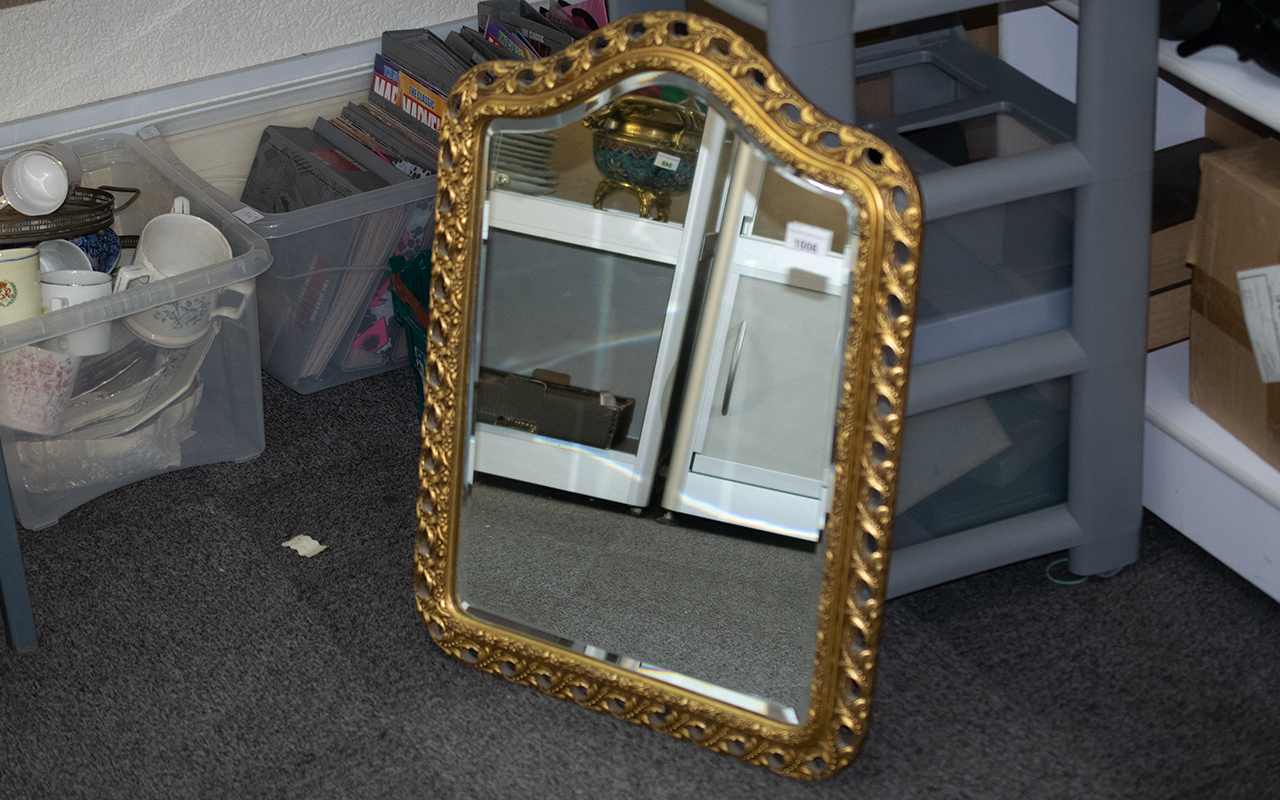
[585,94,706,222]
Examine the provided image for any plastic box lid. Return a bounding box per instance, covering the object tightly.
[136,132,437,242]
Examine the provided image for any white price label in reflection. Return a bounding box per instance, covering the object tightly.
[654,151,681,171]
[784,221,833,258]
[233,206,266,224]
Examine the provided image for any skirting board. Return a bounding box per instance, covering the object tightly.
[1143,342,1280,601]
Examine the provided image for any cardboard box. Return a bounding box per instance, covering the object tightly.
[1188,138,1280,471]
[1148,138,1221,350]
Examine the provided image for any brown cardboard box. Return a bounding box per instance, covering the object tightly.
[1188,138,1280,471]
[1148,138,1221,350]
[1205,103,1269,149]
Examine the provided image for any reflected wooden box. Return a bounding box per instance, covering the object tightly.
[475,367,635,451]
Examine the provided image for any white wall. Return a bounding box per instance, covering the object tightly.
[0,0,472,124]
[1000,4,1206,150]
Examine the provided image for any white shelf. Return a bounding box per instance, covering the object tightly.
[1156,38,1280,134]
[1134,25,1280,602]
[1143,343,1280,601]
[473,423,643,506]
[487,190,685,265]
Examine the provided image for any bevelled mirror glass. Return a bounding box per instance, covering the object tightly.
[416,11,922,780]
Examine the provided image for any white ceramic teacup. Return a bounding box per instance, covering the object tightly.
[116,197,240,348]
[36,239,94,273]
[113,197,232,292]
[0,247,44,326]
[0,142,82,216]
[41,270,113,356]
[0,345,80,435]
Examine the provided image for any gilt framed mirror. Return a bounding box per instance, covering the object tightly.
[416,11,922,780]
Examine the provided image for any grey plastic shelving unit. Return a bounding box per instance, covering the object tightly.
[701,0,1158,596]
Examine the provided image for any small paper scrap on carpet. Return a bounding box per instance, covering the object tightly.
[282,535,327,557]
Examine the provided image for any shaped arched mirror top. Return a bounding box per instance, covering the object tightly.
[416,11,922,779]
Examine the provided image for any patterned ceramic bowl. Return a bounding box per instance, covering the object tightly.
[124,283,253,348]
[67,228,121,273]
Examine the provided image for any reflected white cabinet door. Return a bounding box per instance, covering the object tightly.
[665,254,851,540]
[696,273,845,483]
[661,142,854,539]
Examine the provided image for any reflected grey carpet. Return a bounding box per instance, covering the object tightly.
[460,476,825,717]
[2,366,1278,799]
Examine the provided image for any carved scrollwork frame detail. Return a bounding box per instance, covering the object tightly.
[415,11,922,780]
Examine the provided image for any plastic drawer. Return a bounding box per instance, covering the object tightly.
[856,27,1078,365]
[894,377,1071,547]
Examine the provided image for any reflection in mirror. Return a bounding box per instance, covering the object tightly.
[457,78,857,724]
[417,11,923,780]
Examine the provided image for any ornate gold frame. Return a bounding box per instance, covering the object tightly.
[415,11,922,780]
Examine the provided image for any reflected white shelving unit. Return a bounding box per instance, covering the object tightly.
[472,112,729,508]
[486,189,686,263]
[662,145,851,541]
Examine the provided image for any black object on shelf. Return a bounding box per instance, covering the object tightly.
[1152,137,1222,232]
[474,367,635,451]
[1174,0,1280,77]
[1160,0,1222,41]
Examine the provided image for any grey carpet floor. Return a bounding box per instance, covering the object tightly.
[2,366,1278,799]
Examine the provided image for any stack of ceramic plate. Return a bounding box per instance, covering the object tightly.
[489,133,559,196]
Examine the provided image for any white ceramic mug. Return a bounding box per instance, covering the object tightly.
[116,196,240,348]
[0,345,80,435]
[0,142,82,216]
[36,239,94,273]
[41,270,113,356]
[113,197,232,292]
[0,247,44,326]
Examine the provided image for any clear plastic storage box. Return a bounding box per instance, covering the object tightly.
[140,127,437,394]
[0,133,272,529]
[238,179,436,394]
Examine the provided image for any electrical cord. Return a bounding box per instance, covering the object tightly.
[1045,557,1089,585]
[1046,558,1124,585]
